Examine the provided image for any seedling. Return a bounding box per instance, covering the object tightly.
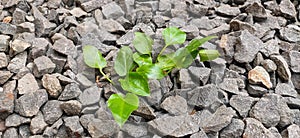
[83,27,220,127]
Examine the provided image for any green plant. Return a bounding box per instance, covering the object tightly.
[83,27,220,127]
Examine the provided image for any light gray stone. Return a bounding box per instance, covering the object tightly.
[122,123,148,138]
[261,59,277,72]
[102,2,124,19]
[52,36,77,58]
[2,128,18,138]
[0,81,16,119]
[279,25,300,43]
[289,50,300,73]
[0,52,8,68]
[0,22,17,35]
[0,35,10,52]
[7,51,27,73]
[10,39,31,55]
[0,71,13,85]
[275,83,297,97]
[5,114,30,127]
[281,124,300,138]
[42,100,63,124]
[218,78,240,94]
[160,95,187,115]
[230,95,257,118]
[70,7,87,18]
[30,111,48,134]
[63,116,84,137]
[187,84,221,108]
[32,5,56,37]
[188,66,211,85]
[243,118,275,138]
[33,56,56,77]
[220,118,244,138]
[279,0,297,20]
[78,85,101,107]
[87,118,119,138]
[81,0,112,12]
[17,73,39,95]
[216,4,240,17]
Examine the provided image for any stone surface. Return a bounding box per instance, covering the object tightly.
[187,84,220,108]
[230,95,257,118]
[33,56,56,77]
[32,5,56,36]
[0,71,13,85]
[58,83,82,101]
[5,114,30,127]
[148,114,199,137]
[248,66,272,89]
[70,7,87,18]
[15,89,48,117]
[218,78,240,94]
[188,66,211,85]
[60,100,82,115]
[289,50,300,73]
[245,2,267,21]
[275,83,297,98]
[0,22,17,35]
[2,128,18,138]
[102,2,124,19]
[42,100,63,124]
[279,0,297,20]
[0,53,8,68]
[261,59,277,72]
[122,123,148,138]
[0,35,10,52]
[10,39,31,55]
[220,118,244,138]
[81,0,112,12]
[17,73,39,95]
[42,74,62,98]
[78,86,101,107]
[216,4,240,17]
[270,55,291,81]
[63,116,84,137]
[247,84,268,96]
[52,36,77,58]
[179,69,196,89]
[30,111,48,134]
[7,51,27,73]
[243,118,275,138]
[160,95,187,116]
[87,118,119,138]
[279,25,300,43]
[281,124,300,138]
[0,81,16,119]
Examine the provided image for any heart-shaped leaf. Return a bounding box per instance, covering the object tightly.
[136,64,165,80]
[199,49,220,62]
[133,32,153,55]
[107,93,139,127]
[172,47,194,68]
[83,45,106,69]
[133,53,152,67]
[162,27,186,46]
[114,46,134,76]
[119,72,150,96]
[157,54,176,71]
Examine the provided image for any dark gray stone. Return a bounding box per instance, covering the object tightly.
[43,119,63,137]
[60,100,82,115]
[279,25,300,43]
[229,64,246,74]
[7,51,27,73]
[230,95,257,118]
[52,36,77,58]
[160,95,187,116]
[15,89,48,117]
[2,128,18,138]
[102,2,124,19]
[291,73,300,90]
[220,118,244,138]
[0,81,16,119]
[42,74,62,98]
[243,118,275,138]
[75,73,94,89]
[17,73,39,95]
[0,35,10,52]
[29,38,49,59]
[247,84,268,96]
[101,19,125,33]
[284,97,300,109]
[229,19,256,34]
[0,52,8,68]
[87,118,119,138]
[42,100,63,124]
[216,4,240,17]
[63,116,84,137]
[48,50,67,73]
[133,99,156,120]
[12,8,26,24]
[202,105,235,133]
[289,50,300,73]
[32,5,56,37]
[245,2,267,21]
[279,0,297,20]
[189,17,223,30]
[0,71,13,85]
[17,22,35,33]
[148,114,199,137]
[188,66,211,85]
[281,124,300,138]
[30,111,48,134]
[179,69,196,89]
[33,56,56,77]
[58,83,82,101]
[122,123,148,138]
[187,84,221,108]
[81,0,112,12]
[80,114,95,129]
[275,83,297,97]
[218,78,240,94]
[270,55,291,81]
[0,22,17,35]
[19,125,31,138]
[78,85,101,107]
[5,114,30,127]
[234,30,263,63]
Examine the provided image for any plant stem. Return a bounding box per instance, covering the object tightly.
[99,69,113,84]
[157,44,168,62]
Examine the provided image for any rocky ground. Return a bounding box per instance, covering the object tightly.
[0,0,300,137]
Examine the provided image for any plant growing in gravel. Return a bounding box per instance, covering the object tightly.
[83,27,219,127]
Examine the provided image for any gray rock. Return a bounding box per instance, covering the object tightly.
[247,84,268,96]
[0,35,10,52]
[248,66,272,89]
[270,55,291,81]
[101,19,125,33]
[70,7,87,18]
[187,84,220,108]
[30,111,48,134]
[43,119,63,137]
[279,25,300,43]
[216,4,240,17]
[234,30,263,63]
[279,0,297,20]
[42,74,62,98]
[7,51,27,73]
[33,56,56,77]
[46,0,61,8]
[188,66,211,85]
[19,125,31,138]
[79,114,95,130]
[190,130,208,138]
[87,118,119,138]
[284,97,300,109]
[5,114,30,127]
[245,2,267,21]
[281,124,300,138]
[12,8,26,24]
[15,89,48,117]
[148,114,199,137]
[133,99,156,120]
[58,83,82,100]
[78,85,101,107]
[2,128,18,138]
[81,105,99,114]
[60,100,82,115]
[17,22,35,33]
[0,52,8,68]
[160,95,187,116]
[29,38,49,59]
[200,23,230,36]
[32,5,56,37]
[289,50,300,73]
[116,30,135,45]
[189,17,223,30]
[268,127,282,138]
[243,118,275,138]
[0,22,17,35]
[202,105,235,133]
[75,73,94,89]
[220,118,244,138]
[0,81,16,119]
[179,69,196,89]
[0,71,13,85]
[102,2,124,19]
[293,109,300,126]
[17,73,39,95]
[209,58,227,85]
[42,100,63,124]
[230,95,257,118]
[250,94,293,128]
[63,116,84,137]
[229,64,246,74]
[291,73,300,90]
[218,78,240,94]
[275,83,297,97]
[48,50,67,73]
[81,0,112,12]
[52,36,77,58]
[122,123,148,138]
[52,73,76,85]
[261,59,277,72]
[10,39,31,55]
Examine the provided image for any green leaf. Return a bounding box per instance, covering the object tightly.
[199,50,220,62]
[114,46,134,76]
[162,27,186,46]
[133,32,153,55]
[136,64,165,80]
[172,47,194,68]
[133,53,152,67]
[107,93,139,127]
[186,36,217,58]
[83,45,107,69]
[119,72,150,96]
[157,54,176,71]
